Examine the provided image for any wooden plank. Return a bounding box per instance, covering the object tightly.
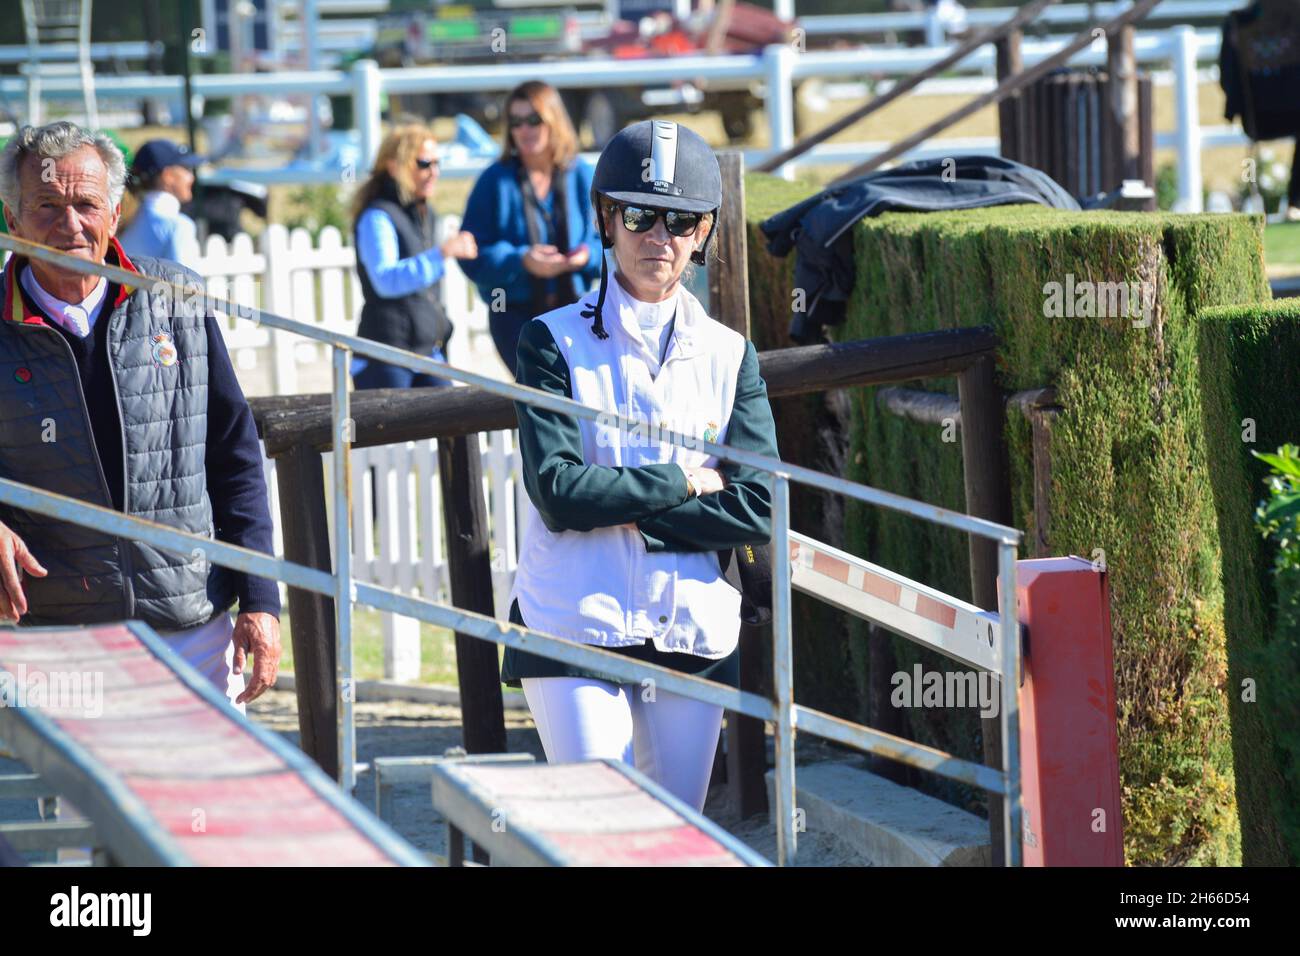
[437,436,508,761]
[995,29,1024,161]
[1106,22,1141,189]
[831,0,1164,184]
[707,151,751,339]
[956,354,1013,867]
[706,148,762,817]
[1137,74,1157,210]
[1030,406,1059,558]
[253,327,1000,456]
[275,443,339,780]
[756,0,1062,173]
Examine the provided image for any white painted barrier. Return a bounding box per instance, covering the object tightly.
[261,431,525,683]
[193,215,499,395]
[9,23,1241,208]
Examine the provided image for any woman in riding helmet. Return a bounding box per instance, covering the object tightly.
[502,120,780,812]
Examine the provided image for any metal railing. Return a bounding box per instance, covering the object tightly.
[4,24,1230,211]
[0,232,1024,866]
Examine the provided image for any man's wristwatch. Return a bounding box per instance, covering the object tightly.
[684,469,698,499]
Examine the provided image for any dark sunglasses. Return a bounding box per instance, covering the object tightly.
[508,113,545,129]
[619,204,703,238]
[415,157,440,170]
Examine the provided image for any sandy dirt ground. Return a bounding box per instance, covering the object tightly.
[248,688,873,867]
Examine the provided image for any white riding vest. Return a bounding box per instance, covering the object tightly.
[510,278,748,658]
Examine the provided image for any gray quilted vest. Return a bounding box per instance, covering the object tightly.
[0,247,225,630]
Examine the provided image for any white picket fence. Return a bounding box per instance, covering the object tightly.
[194,214,504,396]
[260,432,526,683]
[193,216,519,681]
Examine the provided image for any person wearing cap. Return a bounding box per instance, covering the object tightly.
[500,120,780,813]
[118,139,205,271]
[458,80,602,377]
[0,121,281,712]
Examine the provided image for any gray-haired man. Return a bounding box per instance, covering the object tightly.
[0,122,281,710]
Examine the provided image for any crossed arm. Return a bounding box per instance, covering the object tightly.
[514,320,778,551]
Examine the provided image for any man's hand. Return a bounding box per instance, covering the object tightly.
[0,520,47,623]
[232,611,281,706]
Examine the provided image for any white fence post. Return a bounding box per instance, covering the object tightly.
[1172,25,1204,213]
[353,58,382,174]
[924,6,945,48]
[763,43,797,181]
[259,224,300,394]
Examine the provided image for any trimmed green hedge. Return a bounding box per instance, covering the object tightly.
[1200,299,1300,865]
[745,173,1285,865]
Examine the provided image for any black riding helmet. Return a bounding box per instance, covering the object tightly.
[583,120,722,339]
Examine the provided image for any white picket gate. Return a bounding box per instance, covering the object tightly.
[192,216,519,681]
[261,430,527,682]
[194,215,504,397]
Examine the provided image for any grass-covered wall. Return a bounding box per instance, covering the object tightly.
[744,172,1285,866]
[1198,299,1300,865]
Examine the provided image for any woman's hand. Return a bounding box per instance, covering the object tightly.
[684,467,726,497]
[565,245,591,270]
[440,231,479,260]
[523,244,571,278]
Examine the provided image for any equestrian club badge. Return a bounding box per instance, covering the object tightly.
[151,331,179,368]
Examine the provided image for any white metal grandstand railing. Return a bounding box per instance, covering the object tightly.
[0,232,1025,866]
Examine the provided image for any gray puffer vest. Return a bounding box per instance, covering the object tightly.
[0,247,228,630]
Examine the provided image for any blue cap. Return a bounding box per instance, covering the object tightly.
[131,140,205,177]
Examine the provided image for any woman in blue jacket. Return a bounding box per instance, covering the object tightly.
[459,80,602,376]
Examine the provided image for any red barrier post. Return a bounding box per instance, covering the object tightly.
[1009,556,1124,866]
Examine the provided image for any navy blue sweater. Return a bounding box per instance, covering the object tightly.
[25,280,281,619]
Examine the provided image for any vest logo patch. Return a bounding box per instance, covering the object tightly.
[703,421,719,443]
[151,331,178,368]
[14,367,31,384]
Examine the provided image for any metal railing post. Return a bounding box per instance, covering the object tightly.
[762,44,797,181]
[997,538,1023,866]
[352,58,382,174]
[1171,25,1203,213]
[771,474,797,865]
[332,345,356,793]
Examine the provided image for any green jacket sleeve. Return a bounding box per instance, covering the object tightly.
[515,319,690,533]
[636,340,778,553]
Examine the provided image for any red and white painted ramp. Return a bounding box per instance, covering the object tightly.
[0,621,426,866]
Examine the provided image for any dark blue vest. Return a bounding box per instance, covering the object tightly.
[0,248,223,630]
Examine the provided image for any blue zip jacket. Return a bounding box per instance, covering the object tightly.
[458,157,603,312]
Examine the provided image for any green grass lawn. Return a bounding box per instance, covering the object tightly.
[1265,222,1300,268]
[276,606,472,686]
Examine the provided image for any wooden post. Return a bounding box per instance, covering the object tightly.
[437,435,508,757]
[1137,75,1157,210]
[995,30,1024,162]
[708,151,767,818]
[1029,408,1057,558]
[275,443,338,779]
[1106,23,1141,188]
[708,151,751,339]
[956,355,1013,866]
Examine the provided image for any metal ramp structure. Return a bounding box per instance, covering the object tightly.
[0,226,1027,867]
[0,622,426,866]
[19,0,98,127]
